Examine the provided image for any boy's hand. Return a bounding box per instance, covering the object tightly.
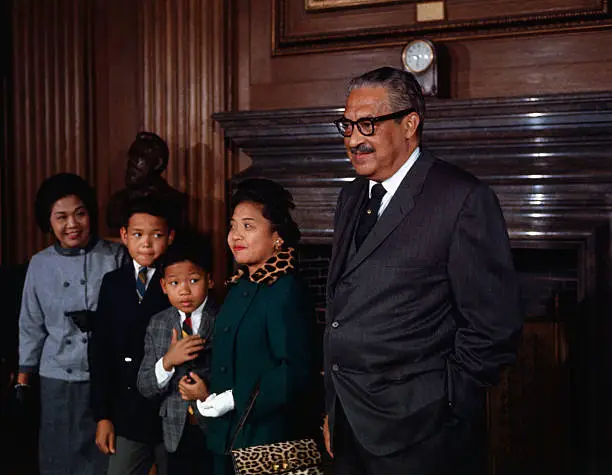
[95,419,116,455]
[162,328,205,371]
[178,372,209,401]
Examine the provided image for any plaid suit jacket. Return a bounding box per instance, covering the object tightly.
[137,299,217,452]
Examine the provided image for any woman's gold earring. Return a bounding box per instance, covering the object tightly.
[274,239,281,252]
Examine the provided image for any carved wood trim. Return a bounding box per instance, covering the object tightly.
[273,0,612,55]
[214,92,612,243]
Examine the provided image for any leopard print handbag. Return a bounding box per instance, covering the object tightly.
[229,383,324,475]
[231,438,324,475]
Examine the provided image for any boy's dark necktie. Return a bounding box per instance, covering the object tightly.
[182,313,196,416]
[136,266,148,302]
[355,183,386,250]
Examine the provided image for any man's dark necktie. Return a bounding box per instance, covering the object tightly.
[355,183,386,250]
[136,266,147,302]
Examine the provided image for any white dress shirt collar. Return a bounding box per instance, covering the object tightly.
[368,146,421,217]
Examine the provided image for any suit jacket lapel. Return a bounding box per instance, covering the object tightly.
[120,261,138,299]
[198,297,218,340]
[328,181,368,293]
[340,151,435,279]
[170,308,182,336]
[143,270,159,300]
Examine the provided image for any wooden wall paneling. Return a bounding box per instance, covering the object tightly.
[243,0,612,109]
[235,0,251,111]
[8,0,94,265]
[0,1,10,264]
[141,0,230,287]
[91,0,143,238]
[275,0,611,54]
[488,320,572,475]
[449,30,612,99]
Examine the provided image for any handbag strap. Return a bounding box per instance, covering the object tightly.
[228,382,260,451]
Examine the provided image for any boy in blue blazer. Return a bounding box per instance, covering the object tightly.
[90,195,176,475]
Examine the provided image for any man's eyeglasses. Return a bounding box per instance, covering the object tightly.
[333,108,415,137]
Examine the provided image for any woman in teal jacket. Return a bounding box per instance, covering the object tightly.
[197,178,316,475]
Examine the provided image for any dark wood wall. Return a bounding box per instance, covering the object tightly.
[234,0,612,110]
[3,0,612,267]
[1,0,231,288]
[0,0,9,264]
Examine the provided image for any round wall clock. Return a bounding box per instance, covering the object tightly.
[402,39,435,74]
[401,39,438,96]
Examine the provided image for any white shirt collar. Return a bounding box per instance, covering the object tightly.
[177,297,208,333]
[368,146,421,216]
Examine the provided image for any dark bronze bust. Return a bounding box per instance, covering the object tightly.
[107,131,187,230]
[125,131,170,186]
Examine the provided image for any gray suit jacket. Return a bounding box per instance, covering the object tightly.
[137,300,217,452]
[325,150,523,456]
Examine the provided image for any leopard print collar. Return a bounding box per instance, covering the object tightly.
[227,247,297,286]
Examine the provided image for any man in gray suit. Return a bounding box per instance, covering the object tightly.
[322,67,523,475]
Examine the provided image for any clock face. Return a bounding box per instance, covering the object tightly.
[402,40,435,74]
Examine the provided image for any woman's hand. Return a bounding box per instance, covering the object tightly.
[178,372,209,401]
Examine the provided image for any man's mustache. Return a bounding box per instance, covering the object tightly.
[350,144,375,154]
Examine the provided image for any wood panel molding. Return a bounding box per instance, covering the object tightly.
[0,1,10,264]
[6,0,94,264]
[213,92,612,243]
[141,0,231,286]
[244,2,612,110]
[274,0,612,55]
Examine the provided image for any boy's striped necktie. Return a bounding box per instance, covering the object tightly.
[136,266,148,302]
[182,313,193,337]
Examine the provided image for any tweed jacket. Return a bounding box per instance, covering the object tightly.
[19,238,125,381]
[137,299,218,452]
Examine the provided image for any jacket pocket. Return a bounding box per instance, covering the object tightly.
[381,357,446,383]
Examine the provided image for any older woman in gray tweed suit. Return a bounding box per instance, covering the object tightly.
[17,173,125,475]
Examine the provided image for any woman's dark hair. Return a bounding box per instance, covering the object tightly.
[230,178,301,248]
[34,173,98,233]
